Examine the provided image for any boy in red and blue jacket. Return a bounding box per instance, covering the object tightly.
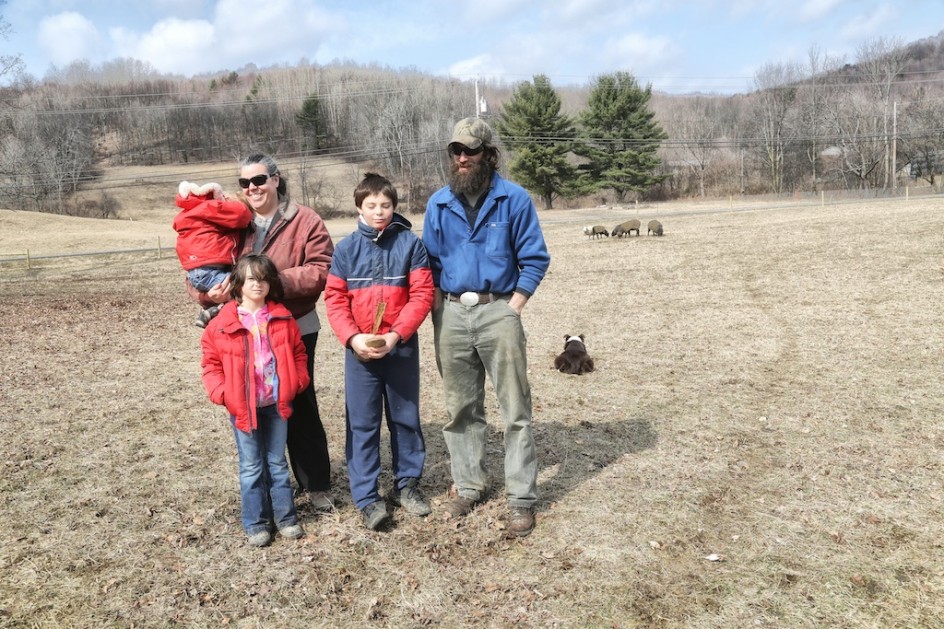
[324,173,434,530]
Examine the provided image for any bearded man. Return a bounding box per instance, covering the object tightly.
[421,117,551,537]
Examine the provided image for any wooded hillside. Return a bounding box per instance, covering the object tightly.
[2,32,944,217]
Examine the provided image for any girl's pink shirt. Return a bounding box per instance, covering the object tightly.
[237,304,276,407]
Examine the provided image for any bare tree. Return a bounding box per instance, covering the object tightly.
[0,1,25,85]
[899,86,944,186]
[856,37,907,189]
[796,45,844,191]
[829,89,884,189]
[661,95,728,197]
[751,62,801,194]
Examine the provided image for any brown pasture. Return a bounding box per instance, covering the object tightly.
[1,181,942,627]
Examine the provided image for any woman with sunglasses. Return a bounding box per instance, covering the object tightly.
[190,153,338,514]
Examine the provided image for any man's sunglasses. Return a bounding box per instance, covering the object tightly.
[448,143,484,157]
[238,173,276,189]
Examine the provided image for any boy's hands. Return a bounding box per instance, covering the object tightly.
[350,331,400,361]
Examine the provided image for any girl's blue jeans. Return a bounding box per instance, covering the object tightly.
[232,405,297,534]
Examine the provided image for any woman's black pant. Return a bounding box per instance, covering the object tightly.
[287,332,332,492]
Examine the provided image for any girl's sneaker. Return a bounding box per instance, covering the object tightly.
[278,524,304,539]
[247,530,272,547]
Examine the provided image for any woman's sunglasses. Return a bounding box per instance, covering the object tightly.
[238,173,276,189]
[448,143,484,157]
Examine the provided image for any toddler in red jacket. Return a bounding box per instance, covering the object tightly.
[173,181,253,328]
[201,254,310,547]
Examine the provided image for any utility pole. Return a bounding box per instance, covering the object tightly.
[892,100,897,193]
[474,78,480,119]
[473,77,487,118]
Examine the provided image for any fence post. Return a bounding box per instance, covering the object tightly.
[158,236,162,259]
[26,249,31,270]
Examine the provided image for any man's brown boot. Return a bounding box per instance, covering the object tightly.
[508,506,535,537]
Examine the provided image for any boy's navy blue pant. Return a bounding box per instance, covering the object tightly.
[344,334,426,510]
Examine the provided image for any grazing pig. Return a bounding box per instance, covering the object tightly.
[554,334,595,375]
[648,219,663,236]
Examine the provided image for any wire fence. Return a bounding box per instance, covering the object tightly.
[0,238,169,269]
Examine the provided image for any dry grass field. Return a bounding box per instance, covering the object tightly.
[1,171,943,627]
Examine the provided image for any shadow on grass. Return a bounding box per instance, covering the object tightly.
[415,416,658,508]
[534,417,658,506]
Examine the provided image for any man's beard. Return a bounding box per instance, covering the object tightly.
[449,158,493,198]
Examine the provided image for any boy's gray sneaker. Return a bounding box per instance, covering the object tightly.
[362,500,390,531]
[391,479,431,516]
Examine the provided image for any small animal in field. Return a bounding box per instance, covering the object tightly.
[554,334,595,375]
[613,219,640,237]
[611,224,627,238]
[582,225,593,238]
[589,225,609,239]
[648,219,664,236]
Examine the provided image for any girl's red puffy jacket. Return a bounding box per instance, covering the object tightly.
[200,300,310,433]
[173,193,253,271]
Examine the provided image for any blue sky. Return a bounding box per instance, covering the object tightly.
[3,0,944,93]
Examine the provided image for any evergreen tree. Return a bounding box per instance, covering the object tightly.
[495,74,577,209]
[295,93,328,152]
[576,72,667,201]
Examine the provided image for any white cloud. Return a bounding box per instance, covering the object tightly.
[602,33,682,77]
[448,54,506,82]
[554,0,663,24]
[112,18,217,75]
[212,0,342,67]
[37,12,105,66]
[457,0,530,22]
[797,0,845,22]
[152,0,210,11]
[105,0,345,75]
[838,4,898,42]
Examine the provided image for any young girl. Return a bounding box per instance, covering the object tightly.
[201,254,310,547]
